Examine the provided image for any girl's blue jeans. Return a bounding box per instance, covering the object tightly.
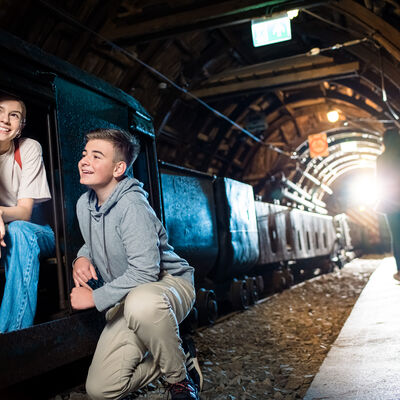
[0,220,55,333]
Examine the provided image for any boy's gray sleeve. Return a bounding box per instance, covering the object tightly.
[92,203,161,311]
[75,243,92,263]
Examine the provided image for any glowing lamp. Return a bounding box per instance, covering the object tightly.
[327,110,339,123]
[287,9,299,19]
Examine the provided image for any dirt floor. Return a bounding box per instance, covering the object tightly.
[55,255,383,400]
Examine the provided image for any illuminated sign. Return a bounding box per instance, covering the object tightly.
[251,15,292,47]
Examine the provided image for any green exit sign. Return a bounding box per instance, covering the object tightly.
[251,16,292,47]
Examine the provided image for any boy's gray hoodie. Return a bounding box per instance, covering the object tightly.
[76,176,194,312]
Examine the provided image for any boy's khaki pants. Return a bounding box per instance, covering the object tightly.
[85,273,195,400]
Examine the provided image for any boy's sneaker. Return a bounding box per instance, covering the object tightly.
[394,272,400,282]
[182,335,203,391]
[167,375,199,399]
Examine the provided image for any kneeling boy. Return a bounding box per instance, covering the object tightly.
[70,128,200,400]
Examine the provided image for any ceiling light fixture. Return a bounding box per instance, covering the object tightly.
[327,110,339,123]
[287,9,299,19]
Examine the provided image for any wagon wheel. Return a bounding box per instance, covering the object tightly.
[229,279,249,311]
[255,275,264,296]
[272,270,286,293]
[196,288,218,326]
[283,267,294,288]
[245,276,259,304]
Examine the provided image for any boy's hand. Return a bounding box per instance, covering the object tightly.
[70,286,95,310]
[0,212,6,258]
[73,257,98,289]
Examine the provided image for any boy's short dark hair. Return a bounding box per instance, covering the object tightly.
[85,129,140,168]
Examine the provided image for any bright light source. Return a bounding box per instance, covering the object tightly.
[251,16,292,47]
[351,176,378,206]
[327,110,339,123]
[287,9,299,19]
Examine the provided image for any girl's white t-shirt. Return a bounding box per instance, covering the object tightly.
[0,137,51,206]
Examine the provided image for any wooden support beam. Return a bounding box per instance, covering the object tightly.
[101,0,322,43]
[205,54,334,84]
[332,0,400,63]
[191,61,360,97]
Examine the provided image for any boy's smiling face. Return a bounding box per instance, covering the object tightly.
[79,139,124,191]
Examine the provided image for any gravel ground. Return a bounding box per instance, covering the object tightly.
[55,255,382,400]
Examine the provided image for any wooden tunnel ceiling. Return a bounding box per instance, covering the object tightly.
[1,0,400,210]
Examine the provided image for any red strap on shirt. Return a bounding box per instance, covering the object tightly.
[14,139,22,169]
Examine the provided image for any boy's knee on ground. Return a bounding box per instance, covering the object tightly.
[86,367,130,400]
[85,377,106,400]
[86,379,116,400]
[86,335,148,400]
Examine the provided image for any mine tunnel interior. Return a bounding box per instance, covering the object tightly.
[0,0,398,320]
[0,4,399,391]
